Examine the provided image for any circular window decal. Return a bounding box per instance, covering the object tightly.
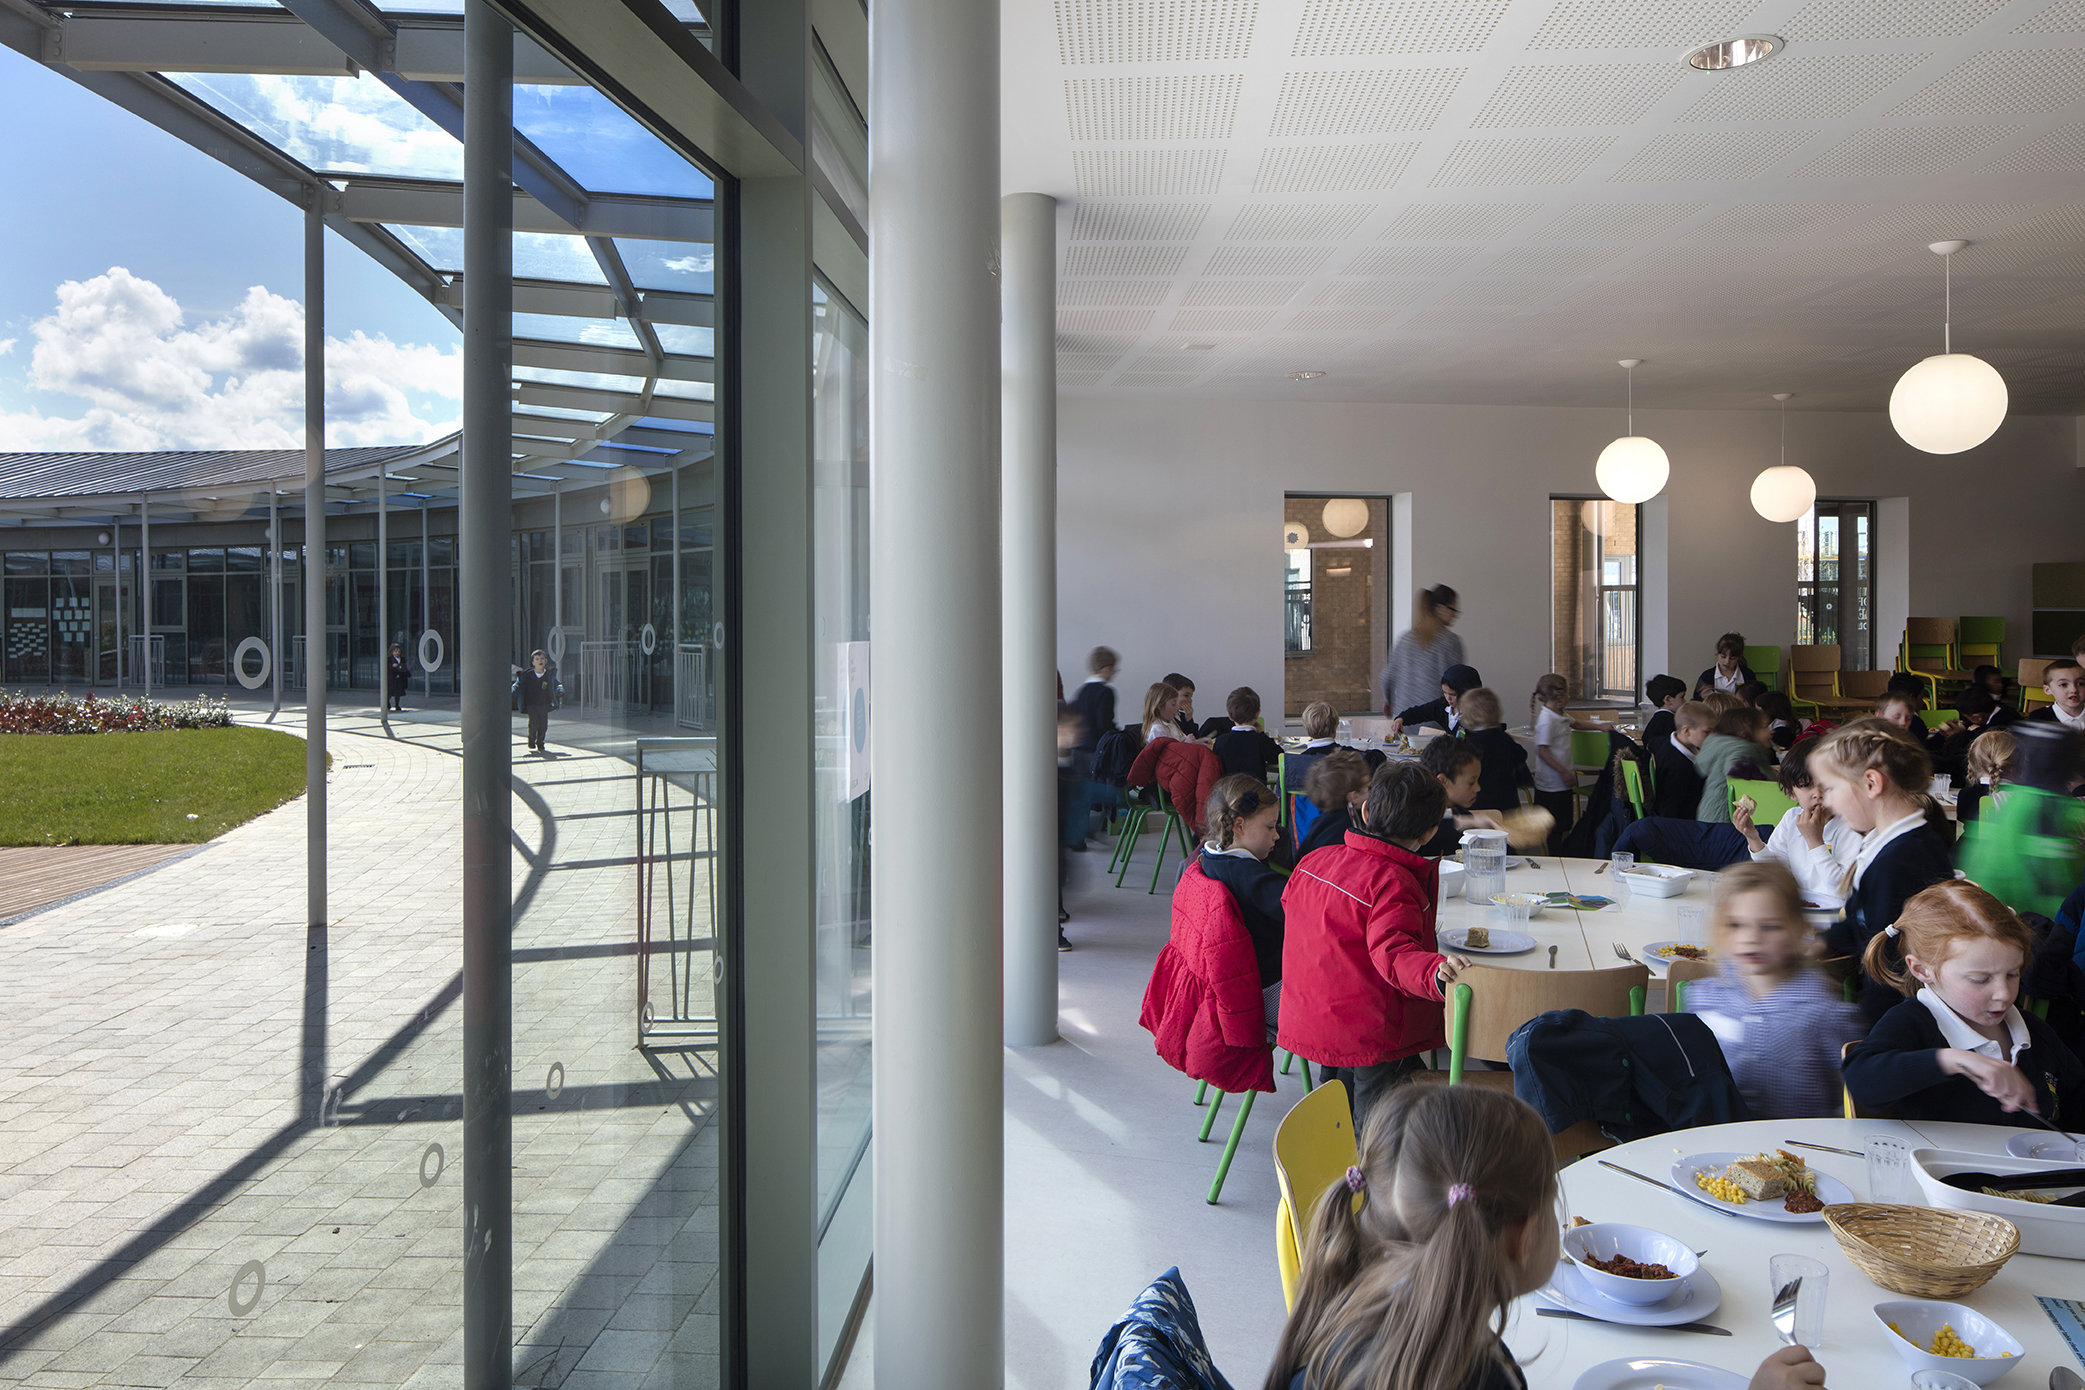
[711,621,726,651]
[232,637,272,690]
[547,628,567,664]
[640,623,657,656]
[417,630,445,673]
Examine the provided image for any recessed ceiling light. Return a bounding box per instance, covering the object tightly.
[1287,370,1326,381]
[1179,341,1217,351]
[1685,34,1782,71]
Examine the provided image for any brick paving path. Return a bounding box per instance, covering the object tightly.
[0,707,719,1390]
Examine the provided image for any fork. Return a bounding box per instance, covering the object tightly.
[1612,942,1632,961]
[1770,1277,1803,1346]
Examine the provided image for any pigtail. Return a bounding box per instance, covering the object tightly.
[1861,922,1915,997]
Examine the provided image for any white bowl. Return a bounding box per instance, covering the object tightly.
[1491,891,1546,919]
[1560,1223,1699,1305]
[1909,1147,2085,1258]
[1874,1301,2025,1385]
[1437,861,1465,896]
[1616,864,1694,898]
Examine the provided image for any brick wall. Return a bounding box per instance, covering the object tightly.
[1284,496,1382,715]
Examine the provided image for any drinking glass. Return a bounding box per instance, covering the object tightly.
[1676,904,1707,942]
[1500,897,1533,930]
[1863,1135,1917,1204]
[1768,1253,1828,1348]
[1610,851,1635,877]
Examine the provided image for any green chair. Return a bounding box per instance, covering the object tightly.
[1743,645,1783,692]
[1916,707,1953,730]
[1728,777,1797,827]
[1619,757,1648,819]
[1957,617,2004,671]
[1109,788,1151,880]
[1195,1050,1314,1204]
[1569,728,1609,816]
[1143,784,1195,894]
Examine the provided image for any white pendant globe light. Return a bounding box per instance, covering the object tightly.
[1594,358,1669,503]
[1890,240,2008,455]
[1283,520,1310,549]
[1750,392,1817,523]
[1321,497,1368,538]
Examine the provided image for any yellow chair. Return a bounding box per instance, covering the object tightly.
[1274,1079,1358,1311]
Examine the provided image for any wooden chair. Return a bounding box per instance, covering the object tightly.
[2020,657,2055,712]
[1273,1079,1358,1311]
[1899,618,1974,705]
[1836,669,1892,704]
[1841,1039,1875,1119]
[1663,957,1717,1013]
[1411,963,1650,1163]
[1789,644,1841,716]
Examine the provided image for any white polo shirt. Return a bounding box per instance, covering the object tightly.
[1916,986,2031,1065]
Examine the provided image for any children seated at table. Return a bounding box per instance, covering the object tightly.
[1640,673,1687,760]
[1213,687,1284,780]
[1389,663,1482,736]
[1278,762,1470,1127]
[2028,656,2085,733]
[1844,879,2085,1126]
[1196,776,1288,1011]
[1812,720,1958,1023]
[1267,1085,1829,1390]
[1759,689,1801,749]
[1297,750,1370,859]
[1732,736,1860,903]
[1416,737,1501,856]
[1683,862,1865,1119]
[1696,631,1756,698]
[1285,702,1343,799]
[1694,705,1777,824]
[1650,701,1711,819]
[1454,687,1530,814]
[1934,686,2015,783]
[1161,672,1204,738]
[1955,729,2016,825]
[1141,681,1189,746]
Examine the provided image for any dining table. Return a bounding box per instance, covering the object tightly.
[1432,854,1715,989]
[1500,1117,2085,1388]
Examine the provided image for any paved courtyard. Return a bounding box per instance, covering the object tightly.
[0,702,721,1390]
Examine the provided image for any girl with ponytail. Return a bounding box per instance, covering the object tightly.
[1266,1085,1825,1390]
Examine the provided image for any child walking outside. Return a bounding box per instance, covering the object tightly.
[1683,862,1865,1118]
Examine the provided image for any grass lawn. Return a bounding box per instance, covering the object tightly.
[0,726,313,846]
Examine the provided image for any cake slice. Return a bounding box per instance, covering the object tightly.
[1464,927,1491,950]
[1726,1159,1790,1202]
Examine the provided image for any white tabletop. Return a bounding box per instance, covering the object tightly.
[1509,1118,2082,1388]
[1438,856,1715,977]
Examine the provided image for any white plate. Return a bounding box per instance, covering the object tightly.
[2005,1132,2085,1161]
[1668,1152,1854,1223]
[1572,1358,1747,1390]
[1439,926,1537,955]
[1639,941,1712,972]
[1538,1260,1723,1327]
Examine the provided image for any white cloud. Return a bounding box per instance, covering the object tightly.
[0,338,15,356]
[0,267,460,452]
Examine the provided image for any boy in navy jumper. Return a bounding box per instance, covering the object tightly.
[1212,686,1284,781]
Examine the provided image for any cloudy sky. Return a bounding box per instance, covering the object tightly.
[0,51,465,452]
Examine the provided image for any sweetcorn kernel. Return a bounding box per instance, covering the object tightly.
[1693,1171,1747,1204]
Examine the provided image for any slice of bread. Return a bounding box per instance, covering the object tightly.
[1727,1159,1789,1202]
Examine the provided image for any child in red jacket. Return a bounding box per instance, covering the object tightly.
[1279,762,1474,1127]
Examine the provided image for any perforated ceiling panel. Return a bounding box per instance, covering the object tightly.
[1291,0,1511,55]
[1310,279,1428,304]
[1252,143,1419,192]
[1782,0,2005,42]
[1170,308,1277,330]
[1067,202,1210,240]
[1065,75,1244,140]
[1345,244,1480,275]
[1058,309,1156,332]
[1203,245,1335,274]
[1469,64,1685,129]
[1286,308,1396,329]
[1055,0,1258,63]
[1055,332,1140,355]
[1610,130,1813,181]
[1063,245,1190,276]
[1072,149,1229,195]
[1676,54,1933,123]
[1985,122,2085,171]
[1059,280,1176,305]
[1532,202,1705,238]
[1484,243,1628,274]
[1223,203,1373,240]
[1267,69,1464,138]
[1184,279,1306,304]
[1524,0,1758,49]
[1433,279,1566,305]
[1429,136,1615,186]
[1843,203,2034,242]
[1678,202,1863,240]
[2017,0,2085,32]
[2004,204,2085,240]
[1377,203,1538,239]
[1798,125,2015,178]
[1893,48,2085,116]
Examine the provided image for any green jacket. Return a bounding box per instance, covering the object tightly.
[1958,785,2085,922]
[1693,733,1766,823]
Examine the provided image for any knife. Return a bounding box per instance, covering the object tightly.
[1598,1159,1694,1199]
[1536,1308,1731,1335]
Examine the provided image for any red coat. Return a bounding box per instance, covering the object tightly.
[1126,736,1221,836]
[1139,861,1274,1094]
[1276,833,1448,1068]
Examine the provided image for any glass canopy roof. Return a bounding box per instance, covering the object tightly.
[37,2,720,502]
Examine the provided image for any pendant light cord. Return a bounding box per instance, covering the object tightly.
[1780,397,1786,465]
[1625,363,1634,434]
[1943,253,1952,355]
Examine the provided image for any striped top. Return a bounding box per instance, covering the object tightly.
[1684,967,1866,1120]
[1378,628,1466,716]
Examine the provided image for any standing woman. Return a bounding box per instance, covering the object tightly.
[1379,583,1466,719]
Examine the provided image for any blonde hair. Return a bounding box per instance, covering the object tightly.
[1674,700,1714,732]
[1701,690,1744,716]
[1709,861,1818,967]
[1966,730,2017,788]
[1140,682,1180,737]
[1813,719,1932,796]
[1267,1086,1557,1390]
[1458,687,1503,730]
[1529,673,1567,725]
[1875,691,1920,722]
[1204,775,1276,851]
[1861,880,2034,996]
[1303,701,1339,739]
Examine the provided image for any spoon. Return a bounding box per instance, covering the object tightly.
[2050,1368,2085,1390]
[1548,945,1558,969]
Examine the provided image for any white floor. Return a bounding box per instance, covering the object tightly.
[838,835,1295,1390]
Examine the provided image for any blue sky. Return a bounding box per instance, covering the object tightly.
[0,49,463,450]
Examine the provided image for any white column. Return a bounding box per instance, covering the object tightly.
[270,491,283,719]
[303,197,327,929]
[869,0,1002,1376]
[140,495,151,697]
[1001,192,1059,1047]
[377,462,388,724]
[114,518,124,689]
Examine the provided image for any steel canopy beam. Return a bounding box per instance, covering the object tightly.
[514,337,712,382]
[336,178,710,242]
[45,8,581,80]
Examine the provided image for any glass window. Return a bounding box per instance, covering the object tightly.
[5,552,47,576]
[652,323,714,357]
[187,548,225,572]
[51,551,91,576]
[515,233,610,284]
[650,379,715,401]
[1285,547,1312,653]
[514,312,644,349]
[350,542,378,570]
[150,549,184,572]
[1796,501,1874,669]
[166,73,464,181]
[1551,497,1639,702]
[514,85,715,198]
[226,545,265,572]
[513,365,646,394]
[387,223,463,273]
[614,239,714,294]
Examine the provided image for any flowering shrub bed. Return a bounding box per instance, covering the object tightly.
[0,690,234,735]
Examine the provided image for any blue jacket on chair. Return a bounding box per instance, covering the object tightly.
[1506,1009,1750,1144]
[1089,1267,1236,1390]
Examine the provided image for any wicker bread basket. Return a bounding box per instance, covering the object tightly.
[1822,1204,2019,1298]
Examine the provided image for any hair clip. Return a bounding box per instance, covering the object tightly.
[1237,790,1261,814]
[1447,1183,1474,1208]
[1344,1166,1366,1193]
[1885,924,1900,938]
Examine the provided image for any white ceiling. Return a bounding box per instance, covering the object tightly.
[1000,0,2085,412]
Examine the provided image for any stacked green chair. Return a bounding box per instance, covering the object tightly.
[1957,617,2004,671]
[1743,644,1783,692]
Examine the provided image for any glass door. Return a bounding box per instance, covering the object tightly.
[1797,501,1874,669]
[95,576,125,683]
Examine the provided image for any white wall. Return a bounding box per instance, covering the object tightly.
[1055,396,2084,718]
